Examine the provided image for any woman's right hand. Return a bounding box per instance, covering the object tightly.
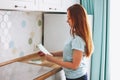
[37,51,45,56]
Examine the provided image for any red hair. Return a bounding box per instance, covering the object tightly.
[67,4,94,57]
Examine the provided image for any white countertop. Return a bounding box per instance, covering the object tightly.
[0,62,53,80]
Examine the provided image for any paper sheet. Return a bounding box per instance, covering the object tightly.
[37,44,52,56]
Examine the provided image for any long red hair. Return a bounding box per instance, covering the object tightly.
[67,4,94,57]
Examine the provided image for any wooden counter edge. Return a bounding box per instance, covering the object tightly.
[0,52,39,66]
[34,66,62,80]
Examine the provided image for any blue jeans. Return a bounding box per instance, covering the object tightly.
[66,73,88,80]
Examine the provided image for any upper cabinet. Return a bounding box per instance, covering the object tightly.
[0,0,80,12]
[36,0,62,12]
[37,0,80,12]
[61,0,80,12]
[42,0,62,12]
[0,0,36,11]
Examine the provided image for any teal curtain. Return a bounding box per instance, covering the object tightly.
[80,0,110,80]
[80,0,94,14]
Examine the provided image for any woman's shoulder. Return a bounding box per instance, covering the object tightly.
[74,35,85,42]
[71,35,86,52]
[71,35,85,45]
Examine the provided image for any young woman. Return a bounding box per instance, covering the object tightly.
[38,4,94,80]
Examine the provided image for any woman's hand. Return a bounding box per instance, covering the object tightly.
[37,51,54,62]
[37,51,45,56]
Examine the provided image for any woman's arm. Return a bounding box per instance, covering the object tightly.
[51,51,63,57]
[46,49,83,70]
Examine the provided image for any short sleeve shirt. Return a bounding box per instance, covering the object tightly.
[63,35,87,79]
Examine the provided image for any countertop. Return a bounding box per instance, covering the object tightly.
[0,53,62,80]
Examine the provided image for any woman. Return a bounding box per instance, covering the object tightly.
[38,4,94,80]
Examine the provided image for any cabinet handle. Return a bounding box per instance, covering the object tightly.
[15,5,27,8]
[49,8,57,10]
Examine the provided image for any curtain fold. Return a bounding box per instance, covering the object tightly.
[80,0,94,15]
[80,0,110,80]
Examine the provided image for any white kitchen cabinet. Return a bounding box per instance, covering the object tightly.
[0,0,80,12]
[37,0,80,12]
[0,0,36,11]
[37,0,62,12]
[36,0,44,11]
[61,0,80,12]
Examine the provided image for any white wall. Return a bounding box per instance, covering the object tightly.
[110,0,120,80]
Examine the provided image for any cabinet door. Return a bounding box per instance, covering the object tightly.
[42,0,62,12]
[0,0,13,10]
[61,0,80,12]
[0,0,36,11]
[36,0,44,11]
